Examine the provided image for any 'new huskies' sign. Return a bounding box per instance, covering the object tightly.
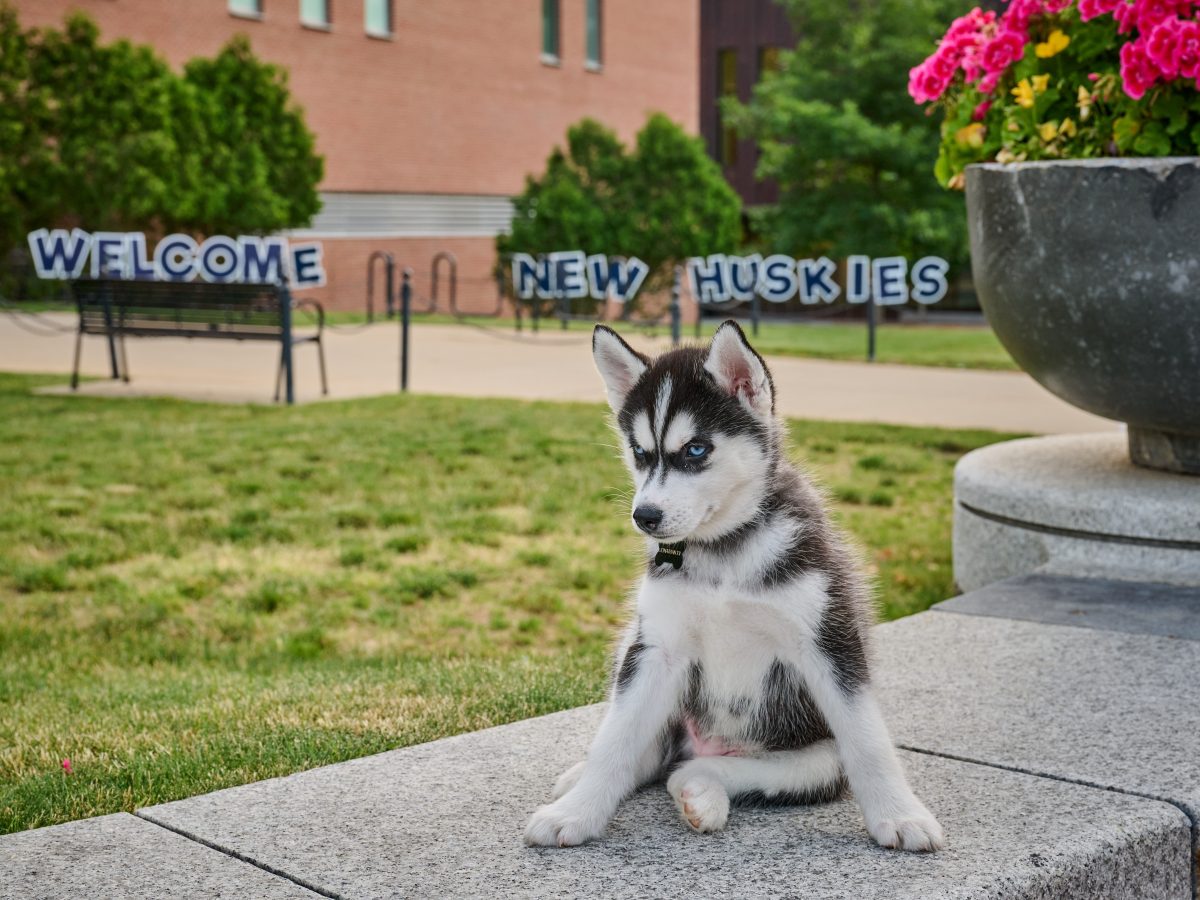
[513,252,950,306]
[27,229,326,289]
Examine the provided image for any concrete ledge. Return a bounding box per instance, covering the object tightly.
[138,708,1190,900]
[0,813,322,900]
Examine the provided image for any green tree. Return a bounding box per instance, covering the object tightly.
[0,5,323,273]
[178,36,323,235]
[500,114,741,291]
[728,0,970,266]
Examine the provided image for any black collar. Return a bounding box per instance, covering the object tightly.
[654,541,686,570]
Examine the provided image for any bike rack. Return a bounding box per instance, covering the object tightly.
[430,251,456,315]
[366,250,395,320]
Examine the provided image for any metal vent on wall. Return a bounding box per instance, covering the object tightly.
[288,192,515,239]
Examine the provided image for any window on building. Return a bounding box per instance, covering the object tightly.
[301,0,330,28]
[228,0,262,18]
[542,0,560,62]
[365,0,392,37]
[585,0,602,69]
[758,46,782,79]
[717,49,738,165]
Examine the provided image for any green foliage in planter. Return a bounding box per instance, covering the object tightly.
[913,3,1200,187]
[725,0,969,268]
[498,114,742,291]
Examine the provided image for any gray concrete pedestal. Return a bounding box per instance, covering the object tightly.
[954,433,1200,593]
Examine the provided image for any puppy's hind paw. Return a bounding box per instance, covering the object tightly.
[667,770,730,834]
[524,801,605,848]
[867,809,945,852]
[551,761,586,800]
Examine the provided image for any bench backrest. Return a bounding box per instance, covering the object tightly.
[73,279,287,339]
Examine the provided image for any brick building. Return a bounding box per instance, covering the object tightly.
[15,0,698,312]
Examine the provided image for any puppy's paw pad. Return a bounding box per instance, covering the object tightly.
[672,778,729,834]
[551,761,586,800]
[524,803,602,848]
[868,811,945,852]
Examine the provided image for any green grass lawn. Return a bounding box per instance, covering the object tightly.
[0,373,1017,834]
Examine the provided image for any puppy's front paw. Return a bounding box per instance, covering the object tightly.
[866,805,945,852]
[551,761,586,800]
[667,766,729,834]
[524,801,605,848]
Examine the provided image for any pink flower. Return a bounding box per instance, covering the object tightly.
[1120,39,1161,98]
[1114,2,1140,33]
[1002,0,1045,34]
[1146,18,1182,76]
[978,70,1002,94]
[62,758,73,775]
[972,99,993,120]
[1175,19,1200,78]
[1135,0,1186,33]
[1078,0,1121,20]
[946,7,996,39]
[908,62,952,102]
[1088,71,1101,80]
[980,30,1027,75]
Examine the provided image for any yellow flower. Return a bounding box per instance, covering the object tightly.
[1059,118,1077,138]
[947,172,966,191]
[1012,79,1036,108]
[1035,29,1070,59]
[1077,85,1093,121]
[1038,121,1059,142]
[955,123,986,148]
[1032,74,1051,93]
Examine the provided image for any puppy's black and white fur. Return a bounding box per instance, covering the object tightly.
[524,321,945,851]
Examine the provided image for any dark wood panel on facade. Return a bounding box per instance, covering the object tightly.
[699,0,795,207]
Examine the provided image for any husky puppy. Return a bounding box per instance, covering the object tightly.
[524,321,944,851]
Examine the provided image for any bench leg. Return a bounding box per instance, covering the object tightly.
[117,333,130,383]
[273,347,284,404]
[316,337,328,396]
[71,327,83,391]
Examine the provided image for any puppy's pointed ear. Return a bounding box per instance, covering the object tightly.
[593,326,648,412]
[704,320,774,417]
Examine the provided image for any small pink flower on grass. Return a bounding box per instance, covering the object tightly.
[62,758,73,775]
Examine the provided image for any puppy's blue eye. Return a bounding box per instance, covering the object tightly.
[685,443,708,459]
[632,445,646,458]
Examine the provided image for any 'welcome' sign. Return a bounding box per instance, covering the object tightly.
[27,229,326,289]
[513,252,950,306]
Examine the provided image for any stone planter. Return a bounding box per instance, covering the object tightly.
[965,157,1200,475]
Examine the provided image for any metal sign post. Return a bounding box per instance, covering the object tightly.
[866,298,877,362]
[400,267,412,392]
[670,265,682,347]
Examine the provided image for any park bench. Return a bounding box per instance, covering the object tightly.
[69,279,327,404]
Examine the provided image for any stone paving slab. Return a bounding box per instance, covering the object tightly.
[874,603,1200,881]
[138,706,1190,900]
[0,812,322,900]
[937,573,1200,639]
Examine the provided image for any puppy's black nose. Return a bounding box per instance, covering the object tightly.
[632,505,664,533]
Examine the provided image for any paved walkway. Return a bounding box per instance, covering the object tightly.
[0,313,1115,434]
[4,574,1197,898]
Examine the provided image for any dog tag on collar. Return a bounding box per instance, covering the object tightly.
[655,542,686,570]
